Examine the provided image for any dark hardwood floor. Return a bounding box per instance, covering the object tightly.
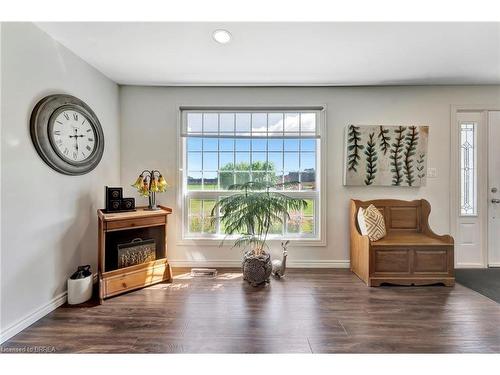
[2,268,500,353]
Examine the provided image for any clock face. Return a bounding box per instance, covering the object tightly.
[30,95,105,175]
[49,109,97,163]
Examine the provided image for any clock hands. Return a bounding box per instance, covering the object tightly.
[68,127,85,139]
[68,127,85,155]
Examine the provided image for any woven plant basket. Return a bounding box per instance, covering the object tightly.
[242,250,272,286]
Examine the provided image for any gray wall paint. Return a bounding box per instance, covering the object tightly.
[1,23,120,338]
[119,85,500,266]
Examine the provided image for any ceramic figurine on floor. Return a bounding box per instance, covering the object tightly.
[272,240,289,278]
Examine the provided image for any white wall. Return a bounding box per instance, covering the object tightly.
[119,85,500,267]
[1,23,120,341]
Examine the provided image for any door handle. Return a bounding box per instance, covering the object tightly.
[492,199,500,204]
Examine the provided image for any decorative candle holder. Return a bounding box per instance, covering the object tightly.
[132,170,169,210]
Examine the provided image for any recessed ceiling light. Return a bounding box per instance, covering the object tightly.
[212,29,232,44]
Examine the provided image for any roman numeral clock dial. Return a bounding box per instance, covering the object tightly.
[51,109,96,162]
[30,94,104,175]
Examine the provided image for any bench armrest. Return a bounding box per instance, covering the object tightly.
[421,199,454,245]
[350,200,371,282]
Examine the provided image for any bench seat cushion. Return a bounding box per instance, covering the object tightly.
[371,231,450,247]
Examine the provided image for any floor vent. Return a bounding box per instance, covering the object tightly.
[190,268,218,277]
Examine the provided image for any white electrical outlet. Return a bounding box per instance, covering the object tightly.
[427,167,437,178]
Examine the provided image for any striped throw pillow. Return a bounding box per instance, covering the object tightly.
[363,204,386,241]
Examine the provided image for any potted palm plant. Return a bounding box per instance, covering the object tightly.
[211,181,307,286]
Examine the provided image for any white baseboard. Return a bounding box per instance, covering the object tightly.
[288,260,350,268]
[487,263,500,268]
[169,259,350,269]
[455,262,486,269]
[0,291,67,344]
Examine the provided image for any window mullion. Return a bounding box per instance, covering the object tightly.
[298,114,302,189]
[201,114,205,190]
[249,116,253,182]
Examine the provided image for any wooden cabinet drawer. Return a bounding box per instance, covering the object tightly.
[106,216,165,231]
[101,259,170,298]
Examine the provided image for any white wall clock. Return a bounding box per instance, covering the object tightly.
[30,94,105,175]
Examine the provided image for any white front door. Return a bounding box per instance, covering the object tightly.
[488,111,500,267]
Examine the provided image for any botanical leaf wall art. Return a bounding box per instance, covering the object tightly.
[344,125,429,186]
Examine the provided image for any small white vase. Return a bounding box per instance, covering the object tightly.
[67,275,93,305]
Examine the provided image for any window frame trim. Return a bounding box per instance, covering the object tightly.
[176,105,327,247]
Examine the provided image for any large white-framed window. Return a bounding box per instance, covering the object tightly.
[179,106,325,243]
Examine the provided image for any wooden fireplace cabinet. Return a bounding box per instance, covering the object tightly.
[97,205,172,302]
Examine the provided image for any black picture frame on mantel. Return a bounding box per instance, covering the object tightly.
[104,186,136,213]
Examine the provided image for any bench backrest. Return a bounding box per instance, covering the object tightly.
[353,199,423,233]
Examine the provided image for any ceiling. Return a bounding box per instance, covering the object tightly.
[36,22,500,86]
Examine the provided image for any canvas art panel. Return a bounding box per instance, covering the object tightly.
[344,125,429,186]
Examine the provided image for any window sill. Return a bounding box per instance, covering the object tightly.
[177,237,326,247]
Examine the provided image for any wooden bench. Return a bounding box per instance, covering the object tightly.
[350,199,455,286]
